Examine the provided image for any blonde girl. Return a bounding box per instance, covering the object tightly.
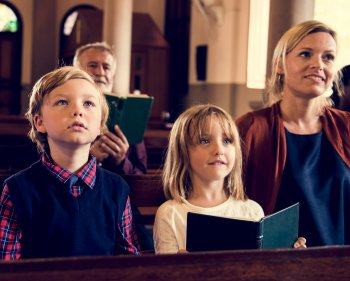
[153,104,264,254]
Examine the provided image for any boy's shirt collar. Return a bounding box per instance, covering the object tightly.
[42,151,97,190]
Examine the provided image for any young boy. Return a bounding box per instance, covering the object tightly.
[0,66,139,260]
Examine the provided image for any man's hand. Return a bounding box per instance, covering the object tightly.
[91,125,130,166]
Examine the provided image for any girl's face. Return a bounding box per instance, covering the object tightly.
[188,117,235,187]
[281,32,336,100]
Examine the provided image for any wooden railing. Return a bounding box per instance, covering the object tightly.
[123,173,164,227]
[143,129,168,170]
[123,173,164,208]
[0,246,349,281]
[0,115,39,175]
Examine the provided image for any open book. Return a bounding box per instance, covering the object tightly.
[105,93,154,144]
[186,202,299,252]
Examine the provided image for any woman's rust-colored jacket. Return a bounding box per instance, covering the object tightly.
[236,103,350,214]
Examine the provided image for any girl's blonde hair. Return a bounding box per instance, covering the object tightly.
[163,104,246,202]
[265,20,341,112]
[25,66,109,152]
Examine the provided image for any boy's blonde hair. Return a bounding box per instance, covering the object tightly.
[25,66,109,152]
[163,104,246,202]
[265,20,340,112]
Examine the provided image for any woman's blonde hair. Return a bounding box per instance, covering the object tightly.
[265,20,341,112]
[25,66,109,152]
[163,104,246,202]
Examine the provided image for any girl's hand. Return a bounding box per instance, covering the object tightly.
[293,237,307,248]
[178,249,189,254]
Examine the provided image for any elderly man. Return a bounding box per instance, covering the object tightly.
[73,42,147,174]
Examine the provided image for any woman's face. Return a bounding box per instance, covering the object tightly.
[281,32,337,100]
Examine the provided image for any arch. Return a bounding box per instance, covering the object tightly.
[0,0,23,114]
[0,0,22,32]
[59,4,102,66]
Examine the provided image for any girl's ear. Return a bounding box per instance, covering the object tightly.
[34,114,46,133]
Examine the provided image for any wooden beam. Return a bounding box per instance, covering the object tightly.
[0,246,349,281]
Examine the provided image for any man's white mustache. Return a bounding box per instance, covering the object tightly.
[93,77,107,84]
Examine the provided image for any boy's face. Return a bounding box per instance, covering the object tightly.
[34,79,102,151]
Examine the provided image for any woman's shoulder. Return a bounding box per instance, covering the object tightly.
[236,104,279,132]
[323,107,350,134]
[325,107,350,123]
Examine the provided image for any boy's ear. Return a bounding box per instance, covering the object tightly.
[34,114,47,133]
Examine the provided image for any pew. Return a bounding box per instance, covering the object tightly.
[143,129,169,169]
[0,246,349,281]
[123,173,165,208]
[0,115,31,135]
[123,173,165,226]
[0,115,39,175]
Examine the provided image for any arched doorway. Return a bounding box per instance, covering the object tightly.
[59,5,102,66]
[0,1,22,114]
[59,5,170,122]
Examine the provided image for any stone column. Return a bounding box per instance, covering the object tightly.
[32,0,56,83]
[266,0,315,78]
[103,0,133,95]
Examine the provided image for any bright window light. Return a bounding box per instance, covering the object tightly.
[314,0,350,69]
[63,11,78,36]
[247,0,270,89]
[0,3,18,32]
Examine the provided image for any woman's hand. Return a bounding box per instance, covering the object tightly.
[293,237,307,248]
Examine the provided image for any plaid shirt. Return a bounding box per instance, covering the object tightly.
[0,153,139,260]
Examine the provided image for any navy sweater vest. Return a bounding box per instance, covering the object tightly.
[5,160,130,259]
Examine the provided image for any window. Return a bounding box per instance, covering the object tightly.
[63,11,78,36]
[0,3,18,32]
[247,0,270,89]
[314,0,350,69]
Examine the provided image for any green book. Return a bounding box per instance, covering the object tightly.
[186,202,299,252]
[105,93,154,144]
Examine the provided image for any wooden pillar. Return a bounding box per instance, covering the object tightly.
[103,0,133,96]
[266,0,315,78]
[31,0,56,83]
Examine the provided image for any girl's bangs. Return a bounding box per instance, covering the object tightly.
[188,112,234,145]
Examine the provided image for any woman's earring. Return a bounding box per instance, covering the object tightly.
[278,74,284,83]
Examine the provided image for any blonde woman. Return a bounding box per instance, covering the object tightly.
[237,20,350,247]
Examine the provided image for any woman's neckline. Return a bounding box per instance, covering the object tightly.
[284,127,322,136]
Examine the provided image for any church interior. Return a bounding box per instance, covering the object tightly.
[0,0,350,279]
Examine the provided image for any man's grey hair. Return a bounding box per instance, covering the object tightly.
[73,41,117,74]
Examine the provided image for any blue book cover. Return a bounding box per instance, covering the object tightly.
[186,203,299,252]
